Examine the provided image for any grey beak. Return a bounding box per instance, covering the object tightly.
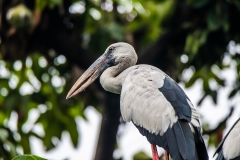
[66,54,112,99]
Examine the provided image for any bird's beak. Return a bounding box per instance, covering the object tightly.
[66,54,112,99]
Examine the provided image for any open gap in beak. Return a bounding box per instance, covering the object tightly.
[66,68,101,99]
[66,54,110,99]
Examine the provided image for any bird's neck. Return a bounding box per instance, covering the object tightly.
[100,65,129,94]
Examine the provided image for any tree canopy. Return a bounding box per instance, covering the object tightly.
[1,0,240,159]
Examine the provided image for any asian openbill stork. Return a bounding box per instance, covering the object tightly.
[214,118,240,160]
[67,42,209,160]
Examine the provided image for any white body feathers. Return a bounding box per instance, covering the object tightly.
[222,119,240,159]
[101,64,201,135]
[68,42,208,160]
[120,65,178,135]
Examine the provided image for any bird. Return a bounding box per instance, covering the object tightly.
[66,42,209,160]
[214,118,240,160]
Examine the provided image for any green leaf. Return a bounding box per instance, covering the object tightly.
[66,118,79,147]
[35,0,48,11]
[12,155,47,160]
[197,93,207,106]
[187,0,210,8]
[0,128,9,141]
[133,151,151,160]
[49,0,63,9]
[229,88,239,98]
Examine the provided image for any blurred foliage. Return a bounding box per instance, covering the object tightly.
[6,4,33,29]
[12,154,47,160]
[0,52,82,158]
[1,0,240,159]
[133,151,151,160]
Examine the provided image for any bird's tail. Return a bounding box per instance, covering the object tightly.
[215,151,240,160]
[168,120,209,160]
[134,120,209,160]
[192,126,209,160]
[215,150,224,160]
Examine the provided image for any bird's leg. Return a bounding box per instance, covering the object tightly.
[164,150,169,160]
[151,144,160,160]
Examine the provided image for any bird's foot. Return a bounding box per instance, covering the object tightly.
[151,144,160,160]
[164,150,169,160]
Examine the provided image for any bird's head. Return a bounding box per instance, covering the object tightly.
[66,42,137,99]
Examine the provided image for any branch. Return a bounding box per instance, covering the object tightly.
[94,92,121,160]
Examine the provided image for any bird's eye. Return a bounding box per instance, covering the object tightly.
[109,47,115,51]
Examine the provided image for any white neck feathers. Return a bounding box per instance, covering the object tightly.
[100,56,137,94]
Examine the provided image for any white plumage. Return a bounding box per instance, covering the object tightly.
[67,42,209,160]
[120,65,178,135]
[214,118,240,160]
[222,119,240,159]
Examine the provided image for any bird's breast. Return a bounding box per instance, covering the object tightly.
[120,65,178,135]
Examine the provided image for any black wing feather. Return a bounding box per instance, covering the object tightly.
[159,77,192,121]
[232,155,240,160]
[174,121,196,159]
[216,152,240,160]
[134,120,208,160]
[172,121,188,159]
[216,150,224,160]
[132,73,209,159]
[194,127,209,160]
